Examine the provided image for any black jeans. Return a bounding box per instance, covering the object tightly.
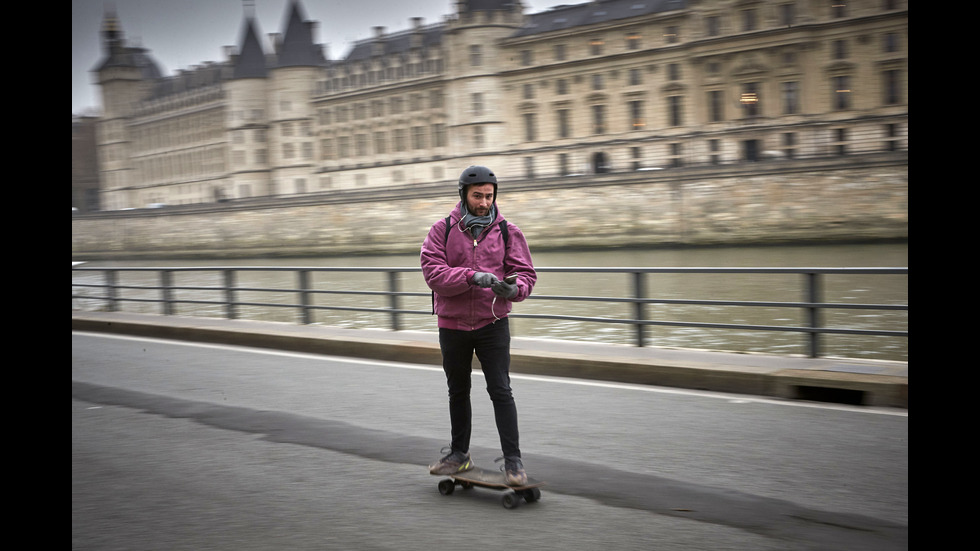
[439,318,521,459]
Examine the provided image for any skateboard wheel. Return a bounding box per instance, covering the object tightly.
[523,488,541,502]
[502,492,521,509]
[438,479,455,495]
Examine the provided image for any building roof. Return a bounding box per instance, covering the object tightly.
[341,0,687,64]
[93,7,164,80]
[513,0,687,37]
[233,16,269,79]
[345,24,444,63]
[461,0,523,12]
[149,62,227,100]
[276,0,327,68]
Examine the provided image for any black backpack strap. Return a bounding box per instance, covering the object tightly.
[498,220,511,276]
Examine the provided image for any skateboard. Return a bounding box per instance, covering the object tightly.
[434,466,544,509]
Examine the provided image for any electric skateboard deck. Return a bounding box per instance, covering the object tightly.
[434,466,544,509]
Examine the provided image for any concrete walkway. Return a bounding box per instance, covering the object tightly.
[71,311,907,409]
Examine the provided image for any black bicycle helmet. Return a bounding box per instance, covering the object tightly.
[457,165,498,202]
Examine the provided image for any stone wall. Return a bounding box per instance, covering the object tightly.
[71,163,908,260]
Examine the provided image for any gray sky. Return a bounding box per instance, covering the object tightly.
[72,0,553,114]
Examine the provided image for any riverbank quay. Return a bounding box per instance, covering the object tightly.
[71,157,908,261]
[72,311,907,409]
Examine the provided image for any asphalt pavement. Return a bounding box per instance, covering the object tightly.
[71,311,907,409]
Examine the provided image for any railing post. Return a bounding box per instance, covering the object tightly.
[298,270,313,325]
[389,271,402,331]
[633,271,646,347]
[105,269,119,312]
[223,269,238,320]
[804,272,821,358]
[162,270,175,315]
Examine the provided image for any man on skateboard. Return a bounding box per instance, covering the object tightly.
[420,165,537,486]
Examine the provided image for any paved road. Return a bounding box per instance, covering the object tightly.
[72,332,907,551]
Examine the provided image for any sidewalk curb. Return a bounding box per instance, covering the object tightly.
[72,312,907,409]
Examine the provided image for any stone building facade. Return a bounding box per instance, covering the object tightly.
[92,0,908,210]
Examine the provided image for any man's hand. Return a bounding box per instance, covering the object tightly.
[472,272,498,288]
[491,279,518,299]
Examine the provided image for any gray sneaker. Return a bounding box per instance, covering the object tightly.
[428,449,473,475]
[504,456,527,486]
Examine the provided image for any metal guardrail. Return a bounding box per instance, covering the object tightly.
[72,265,907,359]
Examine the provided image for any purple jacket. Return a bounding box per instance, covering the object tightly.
[421,203,537,331]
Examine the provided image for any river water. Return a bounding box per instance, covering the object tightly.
[73,242,908,362]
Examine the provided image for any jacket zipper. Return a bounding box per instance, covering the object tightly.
[473,222,495,249]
